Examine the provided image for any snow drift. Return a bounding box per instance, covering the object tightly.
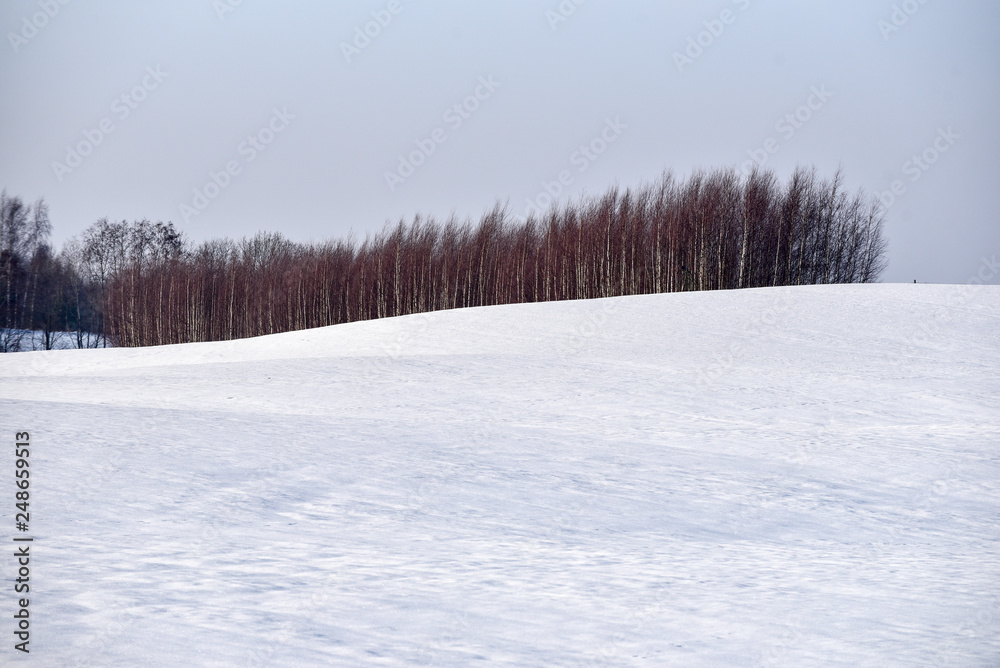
[1,283,997,666]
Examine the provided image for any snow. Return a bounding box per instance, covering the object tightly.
[1,283,998,666]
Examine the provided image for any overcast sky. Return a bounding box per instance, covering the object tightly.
[1,0,997,284]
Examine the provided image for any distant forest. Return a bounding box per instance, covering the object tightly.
[1,166,886,350]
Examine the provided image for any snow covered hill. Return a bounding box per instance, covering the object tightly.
[1,283,998,667]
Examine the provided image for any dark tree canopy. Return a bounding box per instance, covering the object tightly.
[1,167,888,350]
[96,167,888,348]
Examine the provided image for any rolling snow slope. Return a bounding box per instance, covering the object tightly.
[1,283,998,667]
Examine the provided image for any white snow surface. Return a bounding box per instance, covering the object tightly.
[1,283,998,667]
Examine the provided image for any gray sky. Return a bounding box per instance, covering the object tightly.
[1,0,997,284]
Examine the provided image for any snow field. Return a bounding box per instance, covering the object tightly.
[0,283,998,666]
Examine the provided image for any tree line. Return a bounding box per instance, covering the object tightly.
[2,166,887,351]
[1,191,101,351]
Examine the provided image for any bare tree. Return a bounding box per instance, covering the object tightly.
[84,167,886,348]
